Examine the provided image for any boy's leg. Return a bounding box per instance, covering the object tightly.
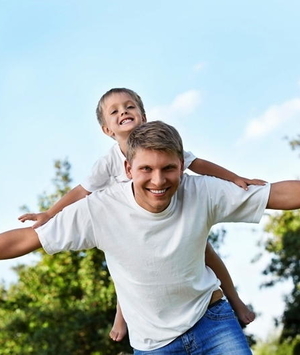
[205,242,255,326]
[231,299,256,325]
[109,300,127,341]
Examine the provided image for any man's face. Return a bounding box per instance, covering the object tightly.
[101,92,146,140]
[125,148,184,213]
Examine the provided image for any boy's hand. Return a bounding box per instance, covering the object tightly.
[233,177,267,190]
[18,212,51,229]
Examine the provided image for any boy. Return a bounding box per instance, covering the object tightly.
[2,120,300,354]
[19,88,263,341]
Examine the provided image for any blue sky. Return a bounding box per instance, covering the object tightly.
[1,0,300,343]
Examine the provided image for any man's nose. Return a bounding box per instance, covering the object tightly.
[151,171,166,186]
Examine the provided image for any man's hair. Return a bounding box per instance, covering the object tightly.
[96,88,146,126]
[126,121,184,163]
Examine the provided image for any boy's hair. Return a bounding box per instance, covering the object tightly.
[126,121,184,163]
[96,88,146,127]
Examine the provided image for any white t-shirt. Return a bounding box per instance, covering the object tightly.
[37,174,270,351]
[81,143,196,192]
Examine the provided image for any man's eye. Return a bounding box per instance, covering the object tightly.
[142,167,151,172]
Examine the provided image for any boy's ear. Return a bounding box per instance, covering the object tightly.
[101,125,115,138]
[142,114,147,123]
[124,160,132,179]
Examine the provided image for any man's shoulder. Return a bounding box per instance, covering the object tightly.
[181,173,219,184]
[180,174,231,195]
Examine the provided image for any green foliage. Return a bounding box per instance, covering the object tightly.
[20,159,72,214]
[263,210,300,286]
[259,134,300,342]
[0,159,132,354]
[287,134,300,155]
[262,203,300,342]
[254,335,300,355]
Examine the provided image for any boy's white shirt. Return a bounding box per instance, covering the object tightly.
[81,143,197,192]
[37,174,270,351]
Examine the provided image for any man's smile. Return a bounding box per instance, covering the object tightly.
[147,188,169,195]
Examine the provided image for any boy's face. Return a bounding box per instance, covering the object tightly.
[101,92,146,140]
[125,148,184,213]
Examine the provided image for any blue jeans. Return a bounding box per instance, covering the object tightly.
[133,300,252,354]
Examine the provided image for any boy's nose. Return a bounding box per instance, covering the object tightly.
[121,109,128,116]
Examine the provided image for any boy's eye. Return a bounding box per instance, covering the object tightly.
[110,110,117,115]
[127,105,135,109]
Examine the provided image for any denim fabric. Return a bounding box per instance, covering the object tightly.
[133,300,252,355]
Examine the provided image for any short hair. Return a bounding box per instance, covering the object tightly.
[96,88,146,127]
[126,121,184,163]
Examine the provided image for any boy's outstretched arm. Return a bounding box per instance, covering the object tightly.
[188,158,266,190]
[268,181,300,210]
[18,184,90,228]
[0,228,42,260]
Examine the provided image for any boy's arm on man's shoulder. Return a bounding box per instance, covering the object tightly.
[188,158,266,190]
[267,181,300,210]
[0,227,42,260]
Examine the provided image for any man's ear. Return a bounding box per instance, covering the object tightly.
[101,125,115,138]
[180,160,184,175]
[125,160,132,179]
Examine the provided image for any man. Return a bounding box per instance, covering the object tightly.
[1,121,300,354]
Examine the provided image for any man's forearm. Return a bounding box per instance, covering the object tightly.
[0,227,41,260]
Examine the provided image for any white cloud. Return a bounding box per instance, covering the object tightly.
[238,98,300,144]
[193,62,206,72]
[148,90,202,123]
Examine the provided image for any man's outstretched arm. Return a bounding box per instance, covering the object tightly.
[268,181,300,210]
[0,227,42,260]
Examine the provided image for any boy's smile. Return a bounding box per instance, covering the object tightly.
[101,92,146,140]
[125,148,184,213]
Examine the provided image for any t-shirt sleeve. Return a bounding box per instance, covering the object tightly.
[81,156,112,192]
[202,176,271,225]
[36,198,96,255]
[183,150,197,170]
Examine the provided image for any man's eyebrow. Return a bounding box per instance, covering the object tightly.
[136,163,179,169]
[137,164,151,169]
[164,163,179,168]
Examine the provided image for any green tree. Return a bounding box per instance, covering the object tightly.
[287,134,300,154]
[0,159,132,354]
[259,135,300,347]
[263,210,300,340]
[254,335,300,355]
